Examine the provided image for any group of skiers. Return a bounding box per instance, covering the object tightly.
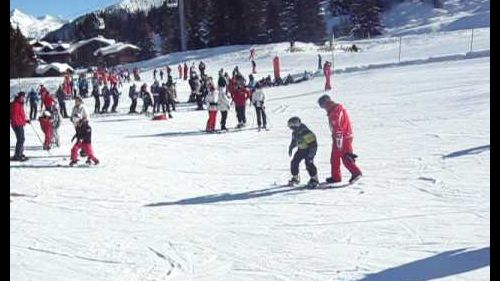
[128,79,178,117]
[10,89,99,166]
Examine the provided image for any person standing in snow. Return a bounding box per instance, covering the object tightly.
[110,84,121,113]
[205,84,218,132]
[217,82,231,131]
[159,69,164,80]
[101,84,111,113]
[251,60,257,74]
[230,84,250,128]
[199,61,206,77]
[27,88,39,120]
[159,83,171,117]
[10,92,29,161]
[318,54,322,70]
[183,63,188,80]
[247,74,256,93]
[129,84,139,113]
[39,85,55,113]
[323,61,332,91]
[56,85,69,118]
[251,83,267,130]
[153,68,157,80]
[287,117,319,188]
[38,110,53,151]
[178,64,182,79]
[69,116,99,166]
[70,96,90,157]
[91,82,101,114]
[318,95,362,184]
[140,83,153,114]
[151,80,161,113]
[51,106,61,147]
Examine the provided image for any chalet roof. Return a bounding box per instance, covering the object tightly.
[35,63,74,75]
[36,36,116,56]
[93,42,140,56]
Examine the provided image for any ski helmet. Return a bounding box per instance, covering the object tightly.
[318,94,331,108]
[287,117,301,129]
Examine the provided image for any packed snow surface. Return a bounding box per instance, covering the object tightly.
[11,27,489,280]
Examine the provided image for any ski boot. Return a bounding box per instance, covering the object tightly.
[306,175,319,189]
[349,173,362,184]
[288,175,300,186]
[325,177,341,184]
[69,159,78,167]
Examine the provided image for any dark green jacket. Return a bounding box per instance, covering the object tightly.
[290,124,317,150]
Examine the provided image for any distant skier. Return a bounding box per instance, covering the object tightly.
[140,83,153,114]
[27,88,39,120]
[56,85,69,118]
[178,64,182,79]
[110,84,120,113]
[10,92,29,161]
[317,54,322,70]
[205,82,217,132]
[153,68,157,80]
[101,84,111,113]
[69,115,99,166]
[318,95,362,184]
[128,84,139,113]
[287,117,319,188]
[251,60,256,74]
[323,61,332,91]
[166,75,176,112]
[251,83,267,130]
[199,61,206,77]
[159,69,164,80]
[151,80,161,113]
[38,110,53,150]
[183,63,188,80]
[217,83,231,131]
[230,84,250,128]
[91,82,101,114]
[249,48,255,61]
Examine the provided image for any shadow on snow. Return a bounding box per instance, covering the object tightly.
[358,247,490,281]
[129,127,257,139]
[443,145,490,159]
[144,185,305,207]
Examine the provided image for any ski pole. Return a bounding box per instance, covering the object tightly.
[29,122,52,156]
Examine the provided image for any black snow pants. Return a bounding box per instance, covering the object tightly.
[255,106,266,128]
[220,111,228,130]
[291,145,317,177]
[235,106,246,124]
[94,95,101,113]
[111,95,119,112]
[130,98,137,113]
[29,102,38,120]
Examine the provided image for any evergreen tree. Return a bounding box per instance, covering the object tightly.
[295,0,326,43]
[280,0,299,42]
[350,0,383,38]
[10,23,35,78]
[262,0,285,43]
[329,0,352,16]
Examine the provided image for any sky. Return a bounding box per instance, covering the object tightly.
[10,0,120,20]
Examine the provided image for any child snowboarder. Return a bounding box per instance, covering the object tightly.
[69,115,99,166]
[38,110,53,150]
[287,117,319,188]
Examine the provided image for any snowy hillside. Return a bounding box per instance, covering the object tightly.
[103,0,167,13]
[10,9,68,39]
[10,24,490,281]
[383,0,490,36]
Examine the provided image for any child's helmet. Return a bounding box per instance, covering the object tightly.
[287,117,301,129]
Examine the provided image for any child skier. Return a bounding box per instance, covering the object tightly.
[251,83,267,130]
[70,115,99,166]
[52,106,61,147]
[38,110,53,150]
[205,85,218,132]
[287,117,319,188]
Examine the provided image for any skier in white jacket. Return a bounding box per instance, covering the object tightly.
[217,86,231,131]
[251,83,267,130]
[70,96,90,156]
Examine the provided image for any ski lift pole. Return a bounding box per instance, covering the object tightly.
[469,28,474,53]
[398,36,402,63]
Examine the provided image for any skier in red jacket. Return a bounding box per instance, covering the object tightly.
[38,111,53,150]
[323,61,332,91]
[39,85,55,112]
[10,92,29,161]
[318,95,362,184]
[230,85,250,128]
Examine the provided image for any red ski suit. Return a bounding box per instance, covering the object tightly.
[10,99,27,127]
[40,88,55,110]
[39,116,53,149]
[231,87,250,107]
[323,62,332,91]
[325,101,361,182]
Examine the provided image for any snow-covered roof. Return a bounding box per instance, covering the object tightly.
[35,63,74,75]
[93,42,140,56]
[36,36,116,55]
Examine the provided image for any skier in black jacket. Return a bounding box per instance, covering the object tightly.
[287,117,319,188]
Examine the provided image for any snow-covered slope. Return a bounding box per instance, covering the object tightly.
[103,0,166,13]
[383,0,490,36]
[10,26,490,280]
[10,9,68,39]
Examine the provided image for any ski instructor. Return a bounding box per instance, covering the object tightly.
[318,95,362,184]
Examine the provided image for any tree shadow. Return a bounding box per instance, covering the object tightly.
[144,185,306,207]
[358,247,490,281]
[443,145,490,159]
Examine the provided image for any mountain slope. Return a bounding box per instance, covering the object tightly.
[103,0,167,13]
[10,9,68,40]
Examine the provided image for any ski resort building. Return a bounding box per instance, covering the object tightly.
[35,62,73,77]
[34,36,140,68]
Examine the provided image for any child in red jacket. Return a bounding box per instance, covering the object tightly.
[70,116,99,166]
[38,111,53,150]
